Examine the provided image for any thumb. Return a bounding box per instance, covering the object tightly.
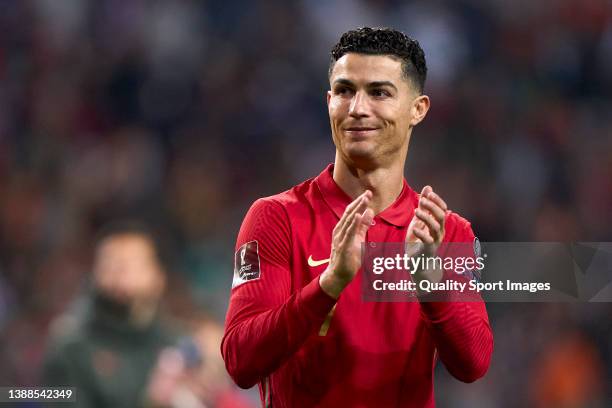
[356,208,374,239]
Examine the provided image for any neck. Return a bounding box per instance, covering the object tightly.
[129,299,158,327]
[93,291,158,328]
[333,153,405,214]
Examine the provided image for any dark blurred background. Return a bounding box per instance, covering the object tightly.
[0,0,610,407]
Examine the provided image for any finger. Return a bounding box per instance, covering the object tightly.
[337,190,370,228]
[355,208,374,239]
[337,191,370,229]
[342,207,374,248]
[334,196,365,242]
[406,215,425,243]
[415,208,440,232]
[339,210,362,248]
[337,195,370,241]
[419,196,445,223]
[413,225,434,244]
[420,185,433,207]
[415,208,441,238]
[415,218,426,229]
[426,190,447,212]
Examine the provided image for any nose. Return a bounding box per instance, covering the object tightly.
[349,91,369,118]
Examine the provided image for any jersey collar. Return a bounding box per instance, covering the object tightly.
[314,164,418,227]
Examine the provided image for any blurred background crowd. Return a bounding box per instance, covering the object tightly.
[0,0,610,407]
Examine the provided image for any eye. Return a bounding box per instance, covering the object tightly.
[334,86,353,96]
[371,88,391,98]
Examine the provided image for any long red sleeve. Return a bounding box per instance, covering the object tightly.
[419,221,493,383]
[221,198,336,389]
[420,301,493,382]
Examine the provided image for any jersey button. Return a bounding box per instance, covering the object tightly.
[371,219,376,226]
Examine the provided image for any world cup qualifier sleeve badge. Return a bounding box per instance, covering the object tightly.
[232,240,261,288]
[469,237,483,283]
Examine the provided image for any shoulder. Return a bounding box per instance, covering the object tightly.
[244,176,317,220]
[236,179,311,248]
[44,313,87,362]
[265,175,317,206]
[444,210,476,243]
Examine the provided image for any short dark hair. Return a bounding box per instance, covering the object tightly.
[329,27,427,93]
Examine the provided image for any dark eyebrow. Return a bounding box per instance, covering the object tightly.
[333,78,398,92]
[368,81,398,92]
[333,78,355,87]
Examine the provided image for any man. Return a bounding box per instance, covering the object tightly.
[43,222,175,408]
[222,27,493,407]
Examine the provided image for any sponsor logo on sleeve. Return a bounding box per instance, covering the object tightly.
[232,240,261,288]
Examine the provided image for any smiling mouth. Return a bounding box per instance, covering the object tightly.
[345,127,378,131]
[344,127,379,139]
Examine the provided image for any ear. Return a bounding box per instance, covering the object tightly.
[326,90,332,107]
[410,95,430,126]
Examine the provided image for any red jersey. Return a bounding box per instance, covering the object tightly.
[222,164,493,407]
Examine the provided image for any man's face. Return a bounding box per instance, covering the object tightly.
[93,234,165,305]
[327,53,425,167]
